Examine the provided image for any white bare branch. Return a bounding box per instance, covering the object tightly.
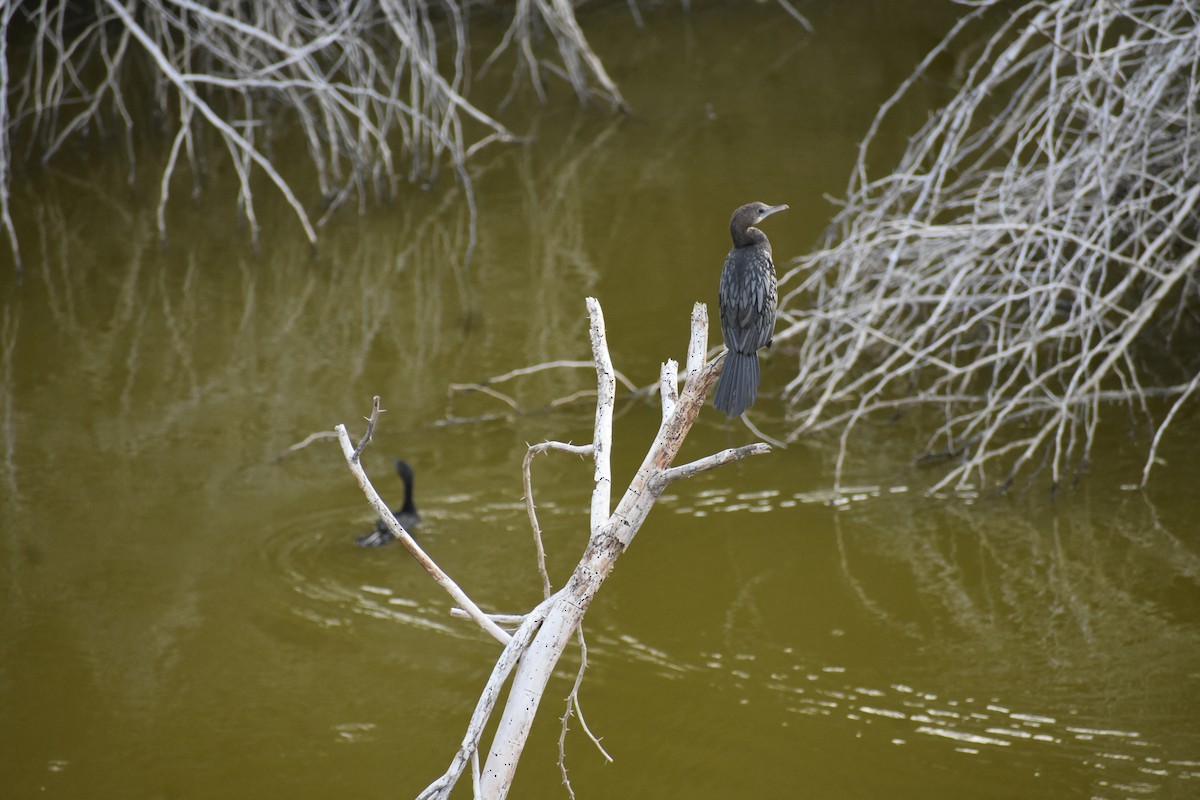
[335,399,511,647]
[586,297,615,536]
[473,298,768,798]
[418,594,558,800]
[524,440,594,598]
[404,298,770,799]
[781,0,1200,492]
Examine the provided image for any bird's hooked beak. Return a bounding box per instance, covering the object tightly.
[760,203,789,221]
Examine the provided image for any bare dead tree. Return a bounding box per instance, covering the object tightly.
[0,2,824,274]
[1,0,629,265]
[336,298,769,799]
[778,0,1200,493]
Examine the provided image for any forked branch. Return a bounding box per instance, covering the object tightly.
[337,298,769,800]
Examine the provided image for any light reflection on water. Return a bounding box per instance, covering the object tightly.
[671,482,914,516]
[256,491,538,639]
[732,648,1197,796]
[260,509,361,626]
[558,460,1200,798]
[579,611,1200,797]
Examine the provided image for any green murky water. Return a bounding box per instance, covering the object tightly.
[2,2,1198,798]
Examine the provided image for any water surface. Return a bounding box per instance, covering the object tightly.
[2,2,1198,798]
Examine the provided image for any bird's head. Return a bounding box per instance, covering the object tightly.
[730,201,788,245]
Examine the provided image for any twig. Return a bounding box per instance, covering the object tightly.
[449,609,527,627]
[451,359,639,394]
[1140,366,1200,488]
[741,413,787,449]
[277,430,339,460]
[558,624,611,800]
[350,396,382,463]
[524,440,594,598]
[774,0,814,33]
[659,444,772,485]
[0,5,21,274]
[451,383,522,412]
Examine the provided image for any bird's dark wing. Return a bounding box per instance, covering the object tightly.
[719,248,777,354]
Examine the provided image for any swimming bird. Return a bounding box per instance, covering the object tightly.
[713,201,788,418]
[355,459,419,547]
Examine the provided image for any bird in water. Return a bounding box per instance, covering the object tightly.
[714,201,788,418]
[355,459,419,547]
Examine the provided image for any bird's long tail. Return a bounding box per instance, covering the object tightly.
[713,349,760,418]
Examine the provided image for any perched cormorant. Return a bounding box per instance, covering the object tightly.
[714,201,788,418]
[355,459,420,547]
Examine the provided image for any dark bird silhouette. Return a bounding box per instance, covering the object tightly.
[714,201,788,418]
[355,459,419,547]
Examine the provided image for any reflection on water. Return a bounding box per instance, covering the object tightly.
[256,488,542,638]
[669,482,918,516]
[570,465,1200,798]
[836,493,1200,689]
[695,641,1200,799]
[257,506,456,635]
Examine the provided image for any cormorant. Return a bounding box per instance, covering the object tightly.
[714,201,788,418]
[355,459,420,547]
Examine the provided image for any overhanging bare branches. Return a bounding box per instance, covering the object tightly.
[1,0,628,257]
[779,0,1200,492]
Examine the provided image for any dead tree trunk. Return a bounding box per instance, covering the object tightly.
[336,297,770,799]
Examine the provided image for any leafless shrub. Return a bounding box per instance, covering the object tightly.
[0,0,629,269]
[778,0,1200,493]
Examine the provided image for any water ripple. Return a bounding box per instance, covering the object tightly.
[256,506,456,637]
[694,644,1198,798]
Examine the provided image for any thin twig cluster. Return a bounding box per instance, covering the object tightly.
[778,0,1200,493]
[0,0,628,268]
